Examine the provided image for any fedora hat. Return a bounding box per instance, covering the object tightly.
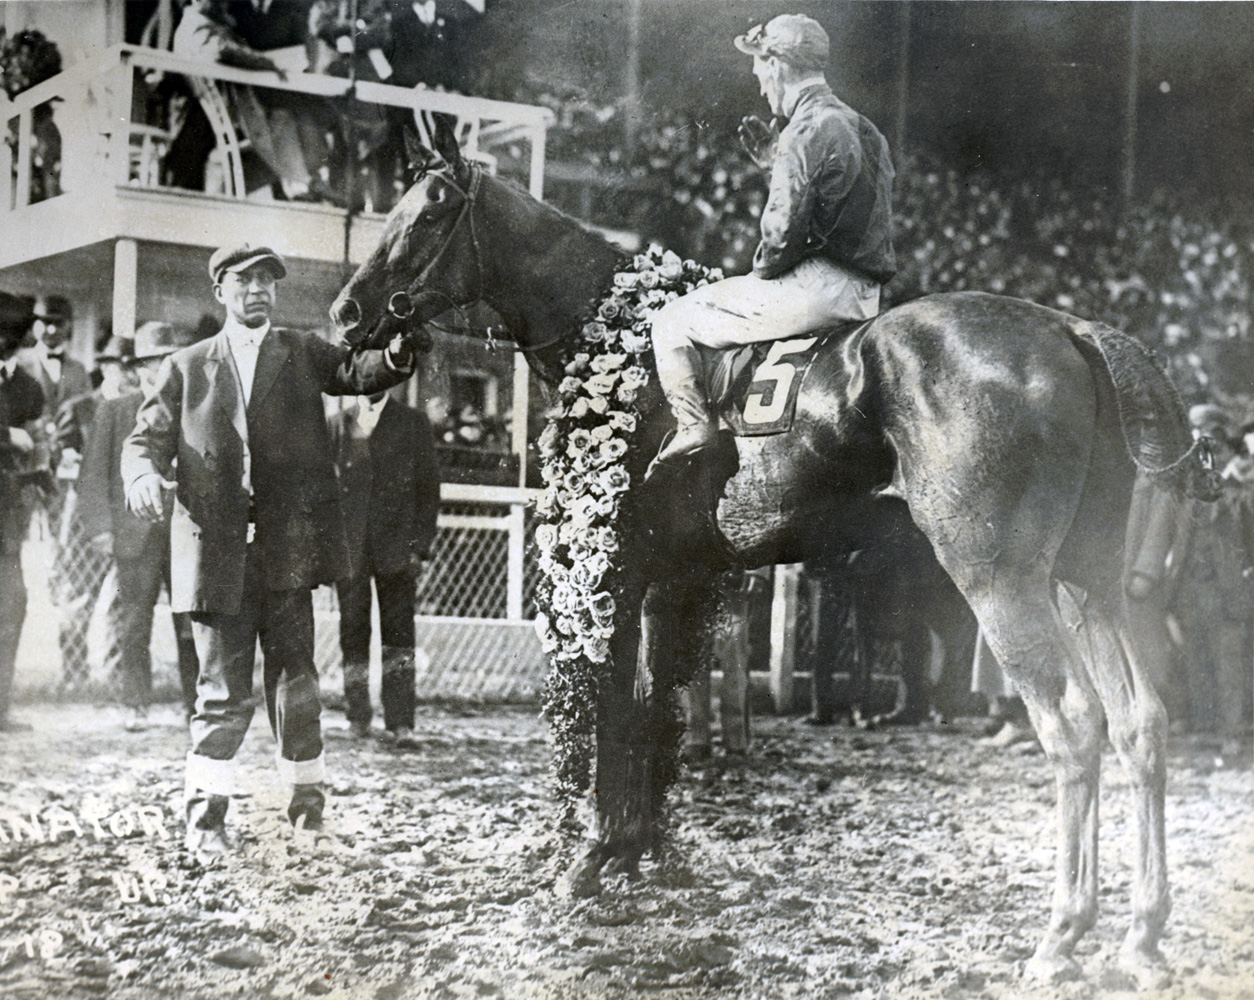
[130,321,190,363]
[95,335,133,364]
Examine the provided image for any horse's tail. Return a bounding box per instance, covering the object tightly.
[1070,321,1219,502]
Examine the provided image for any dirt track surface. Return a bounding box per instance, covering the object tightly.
[0,704,1251,1000]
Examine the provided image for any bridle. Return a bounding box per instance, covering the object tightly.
[384,163,485,329]
[375,161,573,357]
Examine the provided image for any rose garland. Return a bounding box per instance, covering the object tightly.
[534,246,723,819]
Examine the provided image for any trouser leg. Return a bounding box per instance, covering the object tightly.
[258,581,324,784]
[173,613,200,717]
[376,570,417,732]
[336,574,373,727]
[186,550,262,804]
[0,551,26,723]
[114,538,164,710]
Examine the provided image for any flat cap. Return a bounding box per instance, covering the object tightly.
[208,243,287,284]
[735,14,830,71]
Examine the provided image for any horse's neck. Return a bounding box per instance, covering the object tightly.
[479,183,624,384]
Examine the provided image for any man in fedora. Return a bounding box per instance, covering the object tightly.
[122,244,417,861]
[0,292,44,733]
[646,13,895,474]
[78,322,202,732]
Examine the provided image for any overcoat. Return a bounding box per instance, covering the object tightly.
[121,326,408,614]
[328,398,440,579]
[76,391,156,560]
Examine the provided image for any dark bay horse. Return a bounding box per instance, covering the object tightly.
[330,127,1201,987]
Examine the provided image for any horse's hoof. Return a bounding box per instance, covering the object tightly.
[555,855,605,900]
[1024,952,1083,984]
[1118,944,1171,991]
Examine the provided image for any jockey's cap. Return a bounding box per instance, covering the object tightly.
[209,243,287,285]
[734,14,829,71]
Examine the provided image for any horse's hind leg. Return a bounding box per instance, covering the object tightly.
[1060,583,1171,987]
[967,573,1105,984]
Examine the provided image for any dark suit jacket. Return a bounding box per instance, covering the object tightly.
[77,391,157,560]
[0,366,44,554]
[121,326,410,614]
[329,398,440,578]
[16,350,92,423]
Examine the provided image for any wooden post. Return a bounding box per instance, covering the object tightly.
[112,238,138,340]
[895,1,912,158]
[14,110,32,208]
[505,501,525,621]
[769,564,800,714]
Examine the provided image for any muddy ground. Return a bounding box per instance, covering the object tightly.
[0,703,1251,1000]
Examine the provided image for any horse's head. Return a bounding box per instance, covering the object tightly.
[331,115,483,350]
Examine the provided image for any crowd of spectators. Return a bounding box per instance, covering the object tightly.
[526,85,1254,416]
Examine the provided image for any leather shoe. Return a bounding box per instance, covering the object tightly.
[645,422,719,481]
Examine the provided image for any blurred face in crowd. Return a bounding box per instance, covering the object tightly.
[36,315,70,351]
[98,358,126,397]
[1243,430,1254,457]
[215,263,279,329]
[752,54,787,116]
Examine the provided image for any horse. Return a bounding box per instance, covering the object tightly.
[329,121,1204,987]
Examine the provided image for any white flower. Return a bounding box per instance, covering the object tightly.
[586,395,609,415]
[613,271,640,288]
[534,613,559,653]
[592,495,617,517]
[591,526,619,553]
[658,260,684,283]
[569,397,590,418]
[662,249,682,268]
[590,352,627,373]
[558,375,582,397]
[567,427,593,457]
[617,386,638,404]
[582,635,610,663]
[535,523,558,552]
[598,465,631,494]
[552,581,580,615]
[638,269,660,290]
[608,411,637,433]
[599,438,628,463]
[585,372,618,396]
[620,329,651,354]
[537,423,561,458]
[590,424,614,443]
[620,366,649,390]
[589,591,616,627]
[582,322,610,344]
[535,487,559,517]
[564,352,591,376]
[563,469,587,495]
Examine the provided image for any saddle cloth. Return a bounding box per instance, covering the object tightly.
[700,320,860,437]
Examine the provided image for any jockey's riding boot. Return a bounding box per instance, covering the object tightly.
[646,375,718,480]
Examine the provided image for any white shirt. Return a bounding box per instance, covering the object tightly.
[225,318,270,406]
[36,343,63,384]
[356,395,389,436]
[224,318,270,500]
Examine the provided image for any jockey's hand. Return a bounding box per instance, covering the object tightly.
[738,115,780,169]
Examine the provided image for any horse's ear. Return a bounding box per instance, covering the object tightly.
[403,122,437,175]
[429,112,466,176]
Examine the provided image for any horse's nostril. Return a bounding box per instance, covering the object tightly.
[333,297,362,329]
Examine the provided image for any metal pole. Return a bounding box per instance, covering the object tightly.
[341,0,360,270]
[623,0,642,149]
[1122,3,1141,202]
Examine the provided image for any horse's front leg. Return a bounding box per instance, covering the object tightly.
[561,579,656,896]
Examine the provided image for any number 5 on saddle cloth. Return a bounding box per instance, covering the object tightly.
[700,320,867,437]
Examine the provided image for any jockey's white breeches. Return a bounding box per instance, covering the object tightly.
[649,257,881,355]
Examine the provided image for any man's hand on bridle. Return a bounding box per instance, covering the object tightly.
[738,115,780,169]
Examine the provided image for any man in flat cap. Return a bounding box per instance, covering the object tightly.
[122,244,417,861]
[647,13,896,473]
[0,292,45,733]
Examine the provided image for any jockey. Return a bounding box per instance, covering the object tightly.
[648,13,896,474]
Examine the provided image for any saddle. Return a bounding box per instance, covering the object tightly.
[698,319,865,436]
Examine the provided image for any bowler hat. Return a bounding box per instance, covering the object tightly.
[131,321,190,362]
[734,14,830,70]
[209,243,287,284]
[35,295,72,324]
